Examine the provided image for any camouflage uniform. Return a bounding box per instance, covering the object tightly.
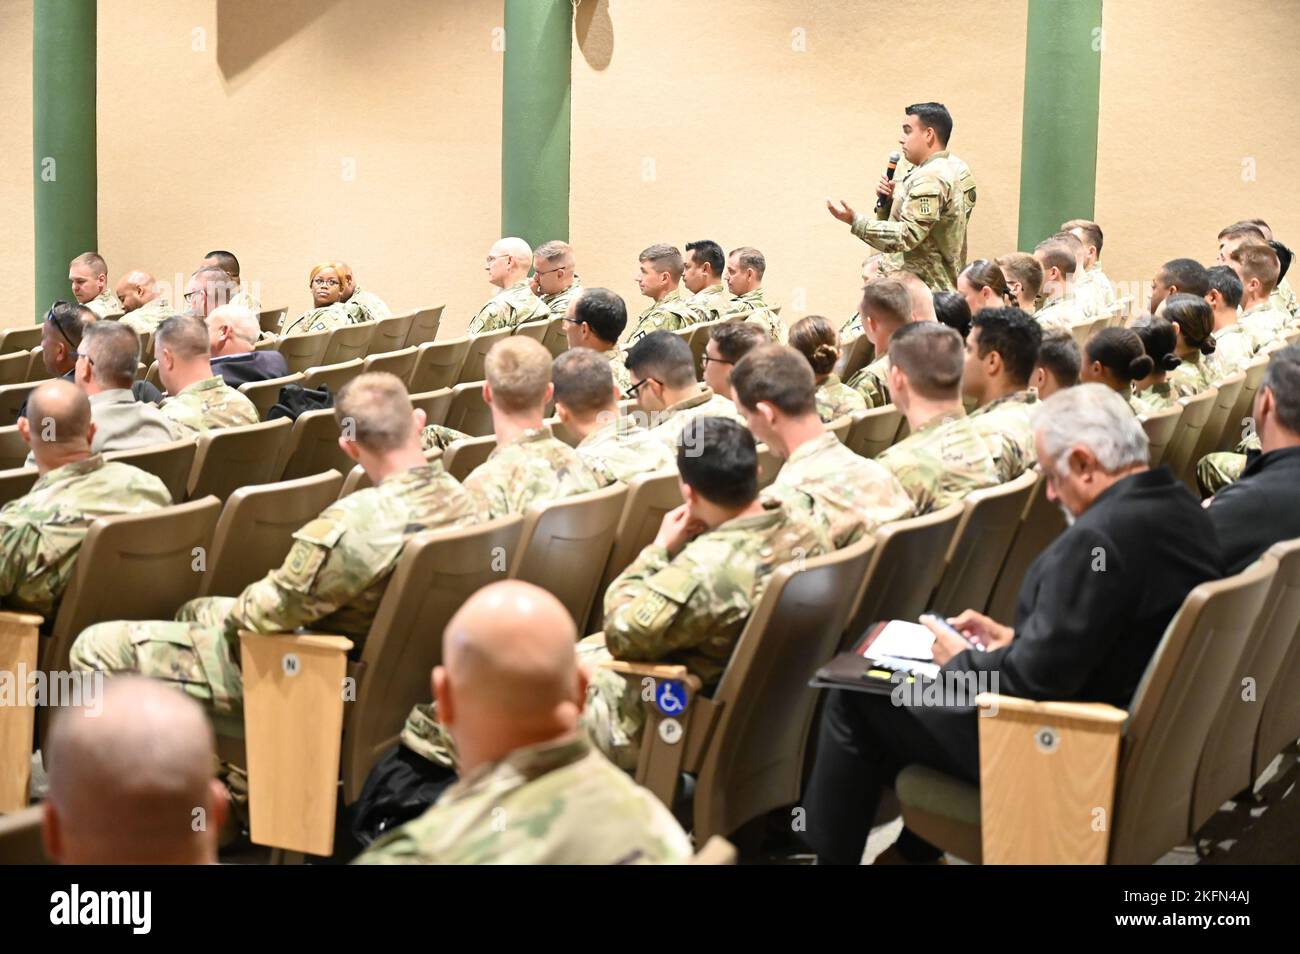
[354,735,691,864]
[846,354,891,408]
[645,388,747,451]
[1076,263,1118,318]
[280,300,368,337]
[120,297,179,335]
[463,427,600,520]
[420,424,470,453]
[966,390,1039,482]
[684,282,735,323]
[1197,429,1258,496]
[1168,354,1215,398]
[762,431,912,548]
[84,289,125,319]
[605,348,633,395]
[1207,325,1258,380]
[1130,381,1179,416]
[815,373,867,423]
[582,504,831,770]
[626,287,698,344]
[229,288,262,315]
[1034,292,1089,334]
[159,375,260,435]
[0,456,171,618]
[576,415,676,486]
[540,277,583,318]
[876,409,1000,514]
[70,462,479,715]
[1238,301,1289,351]
[468,280,550,335]
[729,289,785,343]
[347,287,392,322]
[1270,276,1298,321]
[850,150,976,291]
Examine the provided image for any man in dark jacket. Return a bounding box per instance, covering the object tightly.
[1208,345,1300,574]
[206,304,288,389]
[804,383,1224,864]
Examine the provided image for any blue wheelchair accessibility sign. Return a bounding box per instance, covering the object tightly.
[655,680,688,716]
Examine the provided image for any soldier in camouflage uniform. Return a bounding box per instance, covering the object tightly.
[626,244,699,343]
[335,262,392,322]
[562,288,634,394]
[1161,294,1219,398]
[531,240,583,318]
[279,262,370,337]
[0,380,171,618]
[1032,238,1091,333]
[845,279,911,407]
[461,337,599,519]
[201,250,262,316]
[468,238,551,335]
[70,374,481,714]
[788,315,868,422]
[552,349,675,486]
[732,345,911,548]
[1063,220,1118,316]
[581,418,831,771]
[875,322,1000,513]
[114,270,181,334]
[703,323,767,403]
[724,247,785,342]
[68,252,124,318]
[355,581,691,864]
[961,308,1042,481]
[827,103,976,291]
[624,331,746,450]
[420,422,470,452]
[681,240,735,323]
[1204,265,1257,379]
[154,316,260,434]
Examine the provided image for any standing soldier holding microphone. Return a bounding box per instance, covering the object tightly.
[827,102,977,292]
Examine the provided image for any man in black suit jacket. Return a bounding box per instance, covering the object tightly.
[1208,345,1300,574]
[206,304,288,389]
[803,383,1224,864]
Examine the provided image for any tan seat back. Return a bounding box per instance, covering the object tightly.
[1163,387,1218,486]
[45,497,223,673]
[105,438,199,503]
[0,466,39,508]
[540,315,568,356]
[755,442,782,489]
[25,350,51,382]
[836,332,874,381]
[372,313,415,355]
[1110,558,1275,864]
[826,415,852,444]
[0,806,48,864]
[1188,371,1245,478]
[1253,540,1300,782]
[144,359,162,390]
[276,328,331,375]
[0,326,41,354]
[441,433,497,482]
[410,387,453,427]
[321,322,377,366]
[692,536,877,842]
[932,471,1038,615]
[442,381,494,437]
[1219,354,1269,452]
[0,382,38,426]
[847,503,964,640]
[844,404,903,459]
[1138,403,1183,467]
[402,305,444,349]
[338,448,441,499]
[510,483,628,629]
[408,337,471,393]
[688,321,723,377]
[340,515,526,802]
[0,352,28,387]
[1194,538,1300,830]
[140,331,157,366]
[513,318,549,343]
[187,418,293,500]
[301,358,364,394]
[238,372,304,421]
[457,327,513,384]
[199,472,344,598]
[277,408,353,481]
[361,345,418,381]
[985,476,1068,623]
[0,425,28,471]
[258,307,287,335]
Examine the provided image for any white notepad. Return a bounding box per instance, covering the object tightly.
[863,620,936,662]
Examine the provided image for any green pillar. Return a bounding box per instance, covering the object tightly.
[501,0,571,247]
[1017,0,1102,250]
[33,0,98,322]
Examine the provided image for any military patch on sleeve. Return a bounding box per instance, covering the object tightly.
[646,565,700,605]
[633,591,671,628]
[281,518,346,594]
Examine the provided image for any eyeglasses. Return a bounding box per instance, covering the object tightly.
[484,254,507,266]
[311,277,341,288]
[624,377,659,400]
[700,354,733,368]
[534,265,566,277]
[183,289,202,301]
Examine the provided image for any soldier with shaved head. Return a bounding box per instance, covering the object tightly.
[468,237,550,334]
[725,246,785,342]
[531,240,582,317]
[627,243,698,342]
[155,316,259,434]
[115,269,181,334]
[68,252,123,318]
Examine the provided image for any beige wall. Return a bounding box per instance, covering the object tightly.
[1097,0,1300,306]
[570,0,1028,332]
[96,0,504,336]
[1,0,34,328]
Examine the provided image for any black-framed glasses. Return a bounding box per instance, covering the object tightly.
[624,377,659,400]
[534,265,566,277]
[700,354,733,368]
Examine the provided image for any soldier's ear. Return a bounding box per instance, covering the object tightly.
[16,415,30,447]
[433,666,453,727]
[338,436,361,462]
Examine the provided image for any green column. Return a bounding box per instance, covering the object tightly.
[33,0,98,323]
[501,0,572,247]
[1017,0,1102,250]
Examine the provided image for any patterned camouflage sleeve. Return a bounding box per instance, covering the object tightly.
[420,424,469,452]
[467,303,504,336]
[602,543,732,662]
[0,521,38,601]
[851,179,944,253]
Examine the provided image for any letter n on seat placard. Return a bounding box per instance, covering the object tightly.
[240,632,352,856]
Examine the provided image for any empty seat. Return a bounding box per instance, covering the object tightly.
[410,387,453,427]
[0,382,38,426]
[258,307,288,335]
[0,805,48,864]
[104,438,199,503]
[0,352,28,387]
[238,372,304,421]
[441,381,494,437]
[0,467,39,508]
[402,305,445,349]
[277,408,353,481]
[1164,387,1219,488]
[513,318,549,343]
[836,332,874,381]
[276,328,331,375]
[844,404,904,459]
[931,471,1039,615]
[0,326,41,355]
[1138,403,1183,468]
[372,313,415,355]
[457,328,513,385]
[361,346,418,381]
[321,322,377,366]
[301,358,364,394]
[408,338,471,393]
[0,425,28,471]
[186,418,293,500]
[440,433,497,482]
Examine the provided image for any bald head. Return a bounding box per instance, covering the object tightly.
[44,677,221,865]
[435,581,582,773]
[487,237,534,288]
[205,304,260,356]
[23,379,93,461]
[114,270,160,313]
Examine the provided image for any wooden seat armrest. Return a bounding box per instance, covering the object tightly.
[595,659,700,690]
[0,612,44,812]
[976,692,1128,725]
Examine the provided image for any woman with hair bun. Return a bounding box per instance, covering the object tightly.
[1162,293,1218,397]
[789,315,867,422]
[1129,315,1183,414]
[957,259,1017,315]
[1080,326,1154,402]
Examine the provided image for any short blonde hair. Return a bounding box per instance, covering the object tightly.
[335,372,415,452]
[308,262,347,287]
[485,337,552,413]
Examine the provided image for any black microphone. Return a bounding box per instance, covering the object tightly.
[875,152,901,214]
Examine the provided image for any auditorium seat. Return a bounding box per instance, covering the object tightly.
[844,404,904,459]
[276,329,331,375]
[402,305,444,349]
[1138,403,1183,468]
[0,806,48,864]
[0,352,28,387]
[276,408,353,481]
[0,326,41,355]
[186,418,293,500]
[321,322,377,366]
[755,442,782,489]
[1219,354,1269,452]
[985,476,1068,623]
[409,387,454,427]
[1190,371,1245,476]
[1164,387,1219,488]
[105,438,198,502]
[239,372,304,420]
[440,433,497,482]
[0,611,43,812]
[457,328,513,385]
[371,312,415,355]
[442,381,494,438]
[408,338,471,393]
[826,414,852,444]
[0,466,38,508]
[0,382,38,427]
[540,316,568,357]
[0,425,27,471]
[301,358,364,394]
[836,333,875,381]
[258,307,288,335]
[361,345,419,381]
[513,318,550,344]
